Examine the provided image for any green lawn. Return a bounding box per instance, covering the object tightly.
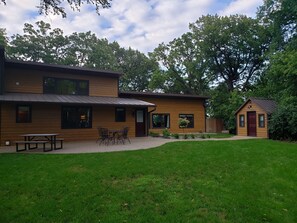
[0,140,296,222]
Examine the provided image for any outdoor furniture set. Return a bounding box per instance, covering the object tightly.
[97,127,131,146]
[15,133,64,152]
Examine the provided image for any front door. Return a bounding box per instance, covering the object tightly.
[135,109,145,137]
[247,111,257,136]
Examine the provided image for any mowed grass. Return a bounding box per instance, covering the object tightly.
[0,140,296,223]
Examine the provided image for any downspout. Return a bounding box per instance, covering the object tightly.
[0,46,5,146]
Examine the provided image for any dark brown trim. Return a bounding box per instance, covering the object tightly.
[16,104,32,123]
[151,113,171,129]
[179,114,194,128]
[258,114,265,128]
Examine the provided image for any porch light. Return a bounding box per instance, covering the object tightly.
[5,140,11,146]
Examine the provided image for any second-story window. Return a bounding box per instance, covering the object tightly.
[43,77,89,95]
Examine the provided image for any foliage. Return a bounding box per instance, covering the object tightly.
[1,140,297,222]
[172,133,179,139]
[189,14,270,92]
[162,129,171,138]
[1,0,111,18]
[269,103,297,141]
[257,0,297,50]
[183,134,188,139]
[190,134,195,139]
[149,32,210,95]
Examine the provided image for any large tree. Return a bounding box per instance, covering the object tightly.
[1,0,111,18]
[150,32,210,95]
[189,14,270,92]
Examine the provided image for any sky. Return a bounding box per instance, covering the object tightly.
[0,0,264,53]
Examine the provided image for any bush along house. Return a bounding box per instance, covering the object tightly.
[235,98,277,138]
[0,46,209,145]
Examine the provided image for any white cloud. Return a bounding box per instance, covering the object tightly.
[0,0,263,53]
[219,0,263,17]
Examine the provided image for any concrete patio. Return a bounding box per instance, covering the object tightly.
[0,136,258,154]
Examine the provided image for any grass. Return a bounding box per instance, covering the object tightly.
[0,139,296,222]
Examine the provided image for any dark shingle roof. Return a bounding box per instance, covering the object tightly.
[0,93,155,107]
[235,98,277,114]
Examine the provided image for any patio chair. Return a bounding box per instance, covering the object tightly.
[117,127,131,144]
[97,127,112,145]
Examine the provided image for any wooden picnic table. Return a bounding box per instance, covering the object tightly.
[16,133,63,152]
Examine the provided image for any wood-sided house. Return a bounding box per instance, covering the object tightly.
[0,47,208,145]
[235,98,277,138]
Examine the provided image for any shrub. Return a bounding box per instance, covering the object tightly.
[190,134,195,139]
[162,129,171,138]
[184,134,188,139]
[179,118,190,129]
[172,133,179,139]
[200,134,206,139]
[269,103,297,141]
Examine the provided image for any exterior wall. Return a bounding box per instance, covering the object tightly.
[133,96,206,134]
[5,67,118,97]
[0,103,136,145]
[236,101,269,138]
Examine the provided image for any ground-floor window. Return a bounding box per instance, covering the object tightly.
[16,105,32,123]
[115,107,126,122]
[239,114,245,127]
[179,114,194,128]
[152,114,170,128]
[61,106,92,129]
[258,114,265,128]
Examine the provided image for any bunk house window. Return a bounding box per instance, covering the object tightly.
[258,114,265,128]
[152,114,170,128]
[16,105,32,123]
[179,114,194,128]
[239,114,245,127]
[61,106,92,129]
[44,77,89,95]
[115,108,126,122]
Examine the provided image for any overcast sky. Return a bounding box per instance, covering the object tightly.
[0,0,263,53]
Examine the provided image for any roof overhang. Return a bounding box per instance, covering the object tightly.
[5,59,123,78]
[0,93,156,107]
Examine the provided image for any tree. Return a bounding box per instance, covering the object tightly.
[189,14,270,92]
[0,0,111,18]
[150,32,210,95]
[257,0,297,50]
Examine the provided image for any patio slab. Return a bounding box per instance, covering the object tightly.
[0,136,259,154]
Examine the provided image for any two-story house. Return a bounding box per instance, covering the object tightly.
[0,47,208,145]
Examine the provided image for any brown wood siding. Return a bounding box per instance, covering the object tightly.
[5,67,118,97]
[237,101,269,138]
[0,103,135,146]
[133,96,206,134]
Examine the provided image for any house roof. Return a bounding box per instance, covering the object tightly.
[5,59,123,78]
[235,98,277,114]
[120,91,210,99]
[0,93,155,107]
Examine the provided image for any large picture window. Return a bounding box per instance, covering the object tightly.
[115,107,126,122]
[179,114,194,128]
[16,105,32,123]
[44,77,89,95]
[62,106,92,129]
[152,114,170,128]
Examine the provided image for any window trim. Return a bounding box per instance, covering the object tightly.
[115,107,126,122]
[258,114,265,128]
[61,106,92,129]
[43,76,89,96]
[179,114,194,128]
[239,114,245,127]
[152,113,170,129]
[16,105,32,123]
